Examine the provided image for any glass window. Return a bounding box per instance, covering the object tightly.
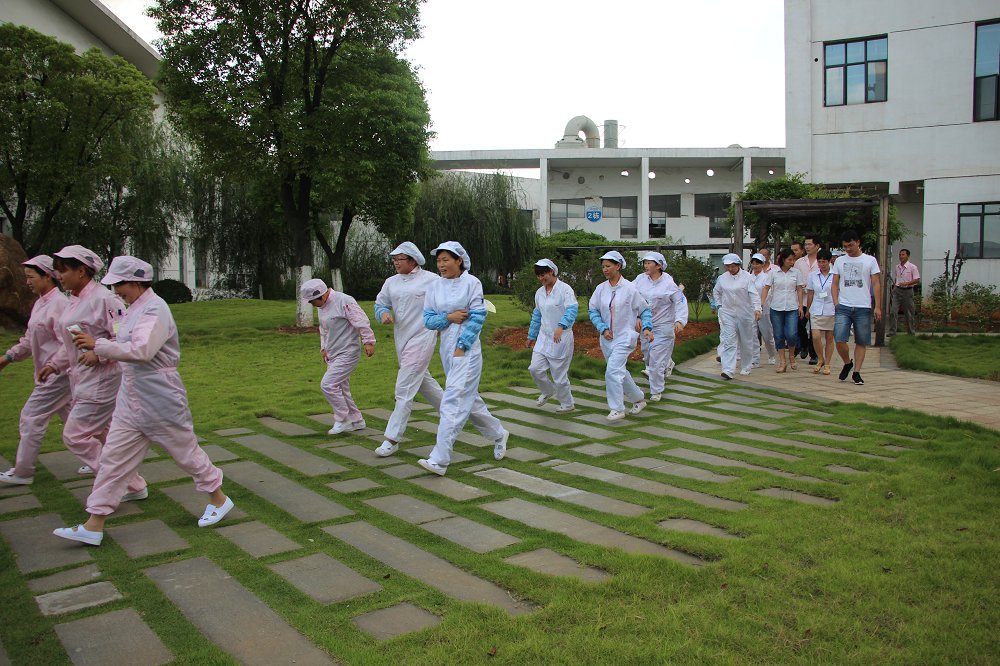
[567,198,585,219]
[974,21,1000,122]
[649,194,681,217]
[958,202,1000,258]
[619,196,637,218]
[603,197,621,218]
[549,200,568,233]
[696,193,732,239]
[824,35,888,106]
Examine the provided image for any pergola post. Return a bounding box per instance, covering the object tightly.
[875,194,891,346]
[733,200,744,256]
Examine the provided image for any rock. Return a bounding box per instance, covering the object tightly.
[0,235,36,329]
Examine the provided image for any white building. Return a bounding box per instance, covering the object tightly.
[785,0,1000,286]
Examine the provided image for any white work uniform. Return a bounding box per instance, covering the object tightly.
[633,273,687,395]
[88,289,222,516]
[423,272,504,468]
[528,279,577,408]
[589,278,650,412]
[712,270,762,375]
[4,288,72,478]
[750,269,777,366]
[317,290,375,424]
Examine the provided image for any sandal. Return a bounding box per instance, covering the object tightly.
[812,361,824,374]
[790,358,798,370]
[822,365,831,375]
[776,363,787,374]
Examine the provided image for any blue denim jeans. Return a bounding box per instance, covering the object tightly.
[769,308,800,350]
[834,304,873,346]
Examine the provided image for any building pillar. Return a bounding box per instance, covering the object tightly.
[538,157,549,235]
[742,155,752,190]
[639,156,650,242]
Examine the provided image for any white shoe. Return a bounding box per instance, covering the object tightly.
[77,465,94,475]
[628,400,647,415]
[767,357,777,365]
[494,429,509,461]
[374,441,398,457]
[665,360,675,377]
[739,369,752,376]
[650,393,662,402]
[535,394,552,407]
[198,497,235,527]
[121,487,148,502]
[751,362,761,369]
[606,410,626,422]
[721,372,733,380]
[0,469,32,485]
[328,421,348,435]
[555,404,575,413]
[640,368,650,377]
[417,459,447,476]
[53,525,103,546]
[349,419,367,431]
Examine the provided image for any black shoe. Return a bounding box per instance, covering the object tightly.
[799,348,808,359]
[852,372,864,385]
[808,358,818,365]
[721,372,733,380]
[839,360,854,381]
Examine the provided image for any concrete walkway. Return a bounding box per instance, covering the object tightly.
[679,346,1000,431]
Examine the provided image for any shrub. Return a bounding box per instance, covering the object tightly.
[152,279,192,304]
[958,282,1000,326]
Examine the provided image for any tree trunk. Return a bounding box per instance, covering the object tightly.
[295,264,313,327]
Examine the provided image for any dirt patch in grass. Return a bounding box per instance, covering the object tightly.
[492,321,720,361]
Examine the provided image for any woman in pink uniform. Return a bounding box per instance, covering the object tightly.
[53,256,234,546]
[302,278,375,434]
[0,256,72,485]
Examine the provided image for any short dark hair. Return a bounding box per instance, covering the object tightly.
[52,256,95,278]
[24,265,54,281]
[900,248,910,256]
[790,240,804,249]
[841,229,861,243]
[436,249,465,272]
[817,248,832,261]
[533,264,554,276]
[805,236,822,247]
[775,248,795,266]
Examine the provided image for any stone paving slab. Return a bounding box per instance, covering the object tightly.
[657,392,711,404]
[537,459,568,467]
[616,438,663,450]
[710,401,799,420]
[619,457,738,484]
[362,407,395,421]
[663,382,712,395]
[662,418,725,431]
[740,431,863,457]
[510,386,610,411]
[38,450,89,481]
[381,464,426,479]
[871,429,925,441]
[727,388,812,406]
[217,520,300,558]
[406,420,492,447]
[504,447,549,462]
[753,488,837,506]
[215,427,254,437]
[365,494,453,524]
[139,459,189,484]
[501,421,581,447]
[715,394,763,405]
[232,434,348,476]
[659,448,822,483]
[572,443,623,457]
[408,476,491,501]
[504,548,610,583]
[554,461,746,511]
[257,416,316,436]
[637,426,801,462]
[422,516,521,553]
[35,581,122,616]
[462,463,495,473]
[327,478,383,493]
[491,407,618,440]
[0,513,92,573]
[474,468,648,517]
[800,418,841,429]
[54,608,172,666]
[796,429,858,442]
[145,557,336,665]
[405,445,473,464]
[353,602,441,641]
[63,478,95,489]
[825,464,865,475]
[106,519,189,558]
[658,518,739,539]
[648,404,783,431]
[668,375,725,389]
[202,444,239,462]
[481,498,703,566]
[882,444,911,452]
[67,485,143,517]
[320,443,401,467]
[323,521,534,615]
[159,483,248,522]
[573,412,629,427]
[27,563,102,593]
[0,493,41,515]
[270,552,381,604]
[221,461,354,523]
[0,483,32,497]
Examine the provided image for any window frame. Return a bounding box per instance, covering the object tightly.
[823,35,889,107]
[957,202,1000,259]
[973,19,1000,122]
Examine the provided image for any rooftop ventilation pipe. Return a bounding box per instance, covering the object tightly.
[555,115,601,148]
[603,120,618,148]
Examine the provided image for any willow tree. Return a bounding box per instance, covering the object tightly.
[153,0,427,325]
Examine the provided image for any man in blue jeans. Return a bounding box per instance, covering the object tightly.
[830,230,882,385]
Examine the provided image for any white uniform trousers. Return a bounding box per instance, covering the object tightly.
[427,351,503,468]
[599,337,644,412]
[646,331,675,395]
[719,310,756,375]
[528,350,573,407]
[752,310,777,365]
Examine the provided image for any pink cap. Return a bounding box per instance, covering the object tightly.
[53,245,104,272]
[301,278,328,301]
[22,255,58,278]
[101,256,153,285]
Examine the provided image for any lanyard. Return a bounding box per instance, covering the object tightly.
[817,273,831,291]
[608,289,616,332]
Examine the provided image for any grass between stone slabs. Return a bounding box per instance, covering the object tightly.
[890,334,1000,381]
[0,297,998,664]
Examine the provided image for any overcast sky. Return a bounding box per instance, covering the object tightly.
[102,0,786,152]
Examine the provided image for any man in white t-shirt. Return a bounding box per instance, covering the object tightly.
[831,229,882,385]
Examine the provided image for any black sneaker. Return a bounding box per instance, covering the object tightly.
[808,358,818,365]
[852,372,864,385]
[799,348,808,359]
[839,360,854,381]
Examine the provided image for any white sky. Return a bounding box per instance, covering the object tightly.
[102,0,786,152]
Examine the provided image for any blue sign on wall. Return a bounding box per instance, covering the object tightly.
[586,207,602,223]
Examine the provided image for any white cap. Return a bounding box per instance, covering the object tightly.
[534,258,558,276]
[722,253,743,265]
[22,255,58,279]
[389,241,425,266]
[750,253,766,263]
[831,249,845,256]
[599,250,626,269]
[101,256,153,285]
[301,278,328,301]
[54,245,104,272]
[640,252,667,270]
[431,241,471,271]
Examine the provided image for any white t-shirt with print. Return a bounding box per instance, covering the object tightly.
[831,253,880,308]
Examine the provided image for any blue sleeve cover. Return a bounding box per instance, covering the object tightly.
[559,303,578,330]
[423,309,450,331]
[457,309,487,350]
[374,303,391,323]
[589,308,607,334]
[639,307,653,330]
[527,308,542,341]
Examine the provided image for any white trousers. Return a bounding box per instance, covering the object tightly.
[428,351,503,468]
[752,310,777,365]
[645,332,676,395]
[719,310,756,375]
[320,351,362,423]
[600,337,644,412]
[13,375,71,477]
[528,350,573,407]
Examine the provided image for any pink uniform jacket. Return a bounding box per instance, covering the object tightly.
[54,280,123,402]
[5,288,68,383]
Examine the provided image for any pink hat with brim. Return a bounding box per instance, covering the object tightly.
[53,245,104,272]
[22,255,58,278]
[100,255,153,285]
[301,278,328,301]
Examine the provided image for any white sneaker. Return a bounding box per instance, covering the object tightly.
[417,458,447,476]
[767,357,777,365]
[606,410,626,422]
[0,469,33,485]
[628,400,647,415]
[374,441,398,457]
[77,465,94,475]
[555,404,575,413]
[751,361,761,369]
[640,368,650,377]
[650,393,662,402]
[535,394,552,407]
[349,419,367,431]
[665,360,675,377]
[739,369,752,376]
[198,497,235,527]
[494,429,509,461]
[328,421,348,435]
[53,525,103,546]
[121,487,148,502]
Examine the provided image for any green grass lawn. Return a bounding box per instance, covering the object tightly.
[890,334,1000,381]
[0,296,997,664]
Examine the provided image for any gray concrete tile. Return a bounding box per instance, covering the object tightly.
[571,443,623,457]
[501,421,580,447]
[504,548,609,583]
[0,493,41,515]
[406,420,492,447]
[713,394,763,405]
[662,418,724,431]
[796,429,858,442]
[217,520,301,558]
[651,392,711,404]
[668,383,713,395]
[659,448,822,483]
[753,488,838,506]
[106,519,189,558]
[67,486,142,517]
[159,483,248,522]
[658,518,740,539]
[462,463,495,473]
[364,494,453,525]
[327,478,383,493]
[201,444,239,462]
[647,404,782,430]
[214,427,254,436]
[800,418,841,429]
[139,458,189,484]
[668,376,725,389]
[38,450,89,481]
[825,464,865,474]
[741,431,882,459]
[270,553,381,604]
[503,448,549,462]
[220,461,354,523]
[232,434,347,476]
[0,513,92,574]
[362,407,395,421]
[408,476,490,501]
[323,521,534,615]
[573,413,630,427]
[711,401,800,420]
[257,417,316,436]
[381,464,426,479]
[619,457,738,484]
[474,468,647,517]
[321,444,403,467]
[145,557,335,664]
[616,438,663,450]
[491,407,618,440]
[27,564,101,594]
[353,603,440,641]
[637,426,802,461]
[35,581,122,616]
[537,459,568,467]
[0,483,32,497]
[54,608,172,666]
[882,444,911,452]
[404,446,473,463]
[422,516,520,553]
[63,478,95,489]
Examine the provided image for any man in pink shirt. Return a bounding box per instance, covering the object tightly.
[793,237,822,364]
[888,249,921,336]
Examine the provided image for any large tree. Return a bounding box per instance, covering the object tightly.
[153,0,428,325]
[0,24,157,255]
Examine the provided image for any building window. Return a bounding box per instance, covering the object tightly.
[603,196,637,239]
[824,36,888,106]
[695,193,732,239]
[194,240,209,289]
[177,236,187,283]
[974,20,1000,121]
[649,195,681,238]
[958,202,1000,258]
[549,198,583,234]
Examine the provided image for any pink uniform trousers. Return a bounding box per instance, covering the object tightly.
[13,374,71,477]
[320,351,362,422]
[63,396,146,495]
